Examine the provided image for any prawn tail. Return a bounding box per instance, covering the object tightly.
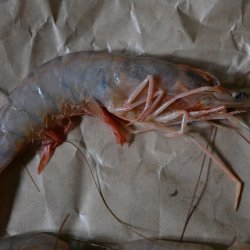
[38,144,55,174]
[37,117,74,173]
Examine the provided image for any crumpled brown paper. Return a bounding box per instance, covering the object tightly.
[0,0,250,249]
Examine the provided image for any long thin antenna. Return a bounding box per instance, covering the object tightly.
[54,213,70,250]
[180,127,217,240]
[24,165,41,192]
[65,140,163,246]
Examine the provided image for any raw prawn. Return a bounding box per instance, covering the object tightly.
[0,51,249,209]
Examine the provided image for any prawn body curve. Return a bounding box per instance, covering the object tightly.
[0,51,248,185]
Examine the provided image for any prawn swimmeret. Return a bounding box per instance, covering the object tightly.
[0,52,249,209]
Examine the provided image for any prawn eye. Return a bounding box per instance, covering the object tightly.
[232,91,248,100]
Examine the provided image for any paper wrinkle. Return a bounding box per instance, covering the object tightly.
[130,3,142,36]
[29,18,50,40]
[0,0,250,248]
[0,92,9,110]
[46,1,65,24]
[232,34,250,56]
[51,22,66,53]
[4,1,20,21]
[177,10,207,44]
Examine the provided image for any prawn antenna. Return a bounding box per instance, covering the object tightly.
[65,140,164,247]
[54,212,70,250]
[180,127,216,240]
[55,213,118,250]
[24,165,41,192]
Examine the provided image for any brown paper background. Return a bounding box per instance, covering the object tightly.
[0,0,250,248]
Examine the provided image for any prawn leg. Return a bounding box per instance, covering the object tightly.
[156,110,189,137]
[100,107,127,145]
[85,102,127,145]
[123,75,155,109]
[131,75,155,121]
[119,75,162,120]
[189,135,243,210]
[62,101,127,145]
[151,86,218,118]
